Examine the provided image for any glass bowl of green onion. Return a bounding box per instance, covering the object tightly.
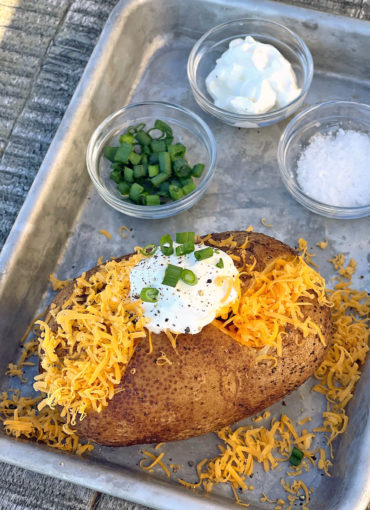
[86,101,216,218]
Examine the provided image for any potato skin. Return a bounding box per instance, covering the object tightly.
[46,232,332,446]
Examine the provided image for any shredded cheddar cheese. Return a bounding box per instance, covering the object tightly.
[214,256,329,356]
[298,417,312,426]
[316,239,328,250]
[297,238,318,268]
[20,313,44,343]
[339,258,357,279]
[328,253,345,271]
[238,236,249,250]
[281,479,312,509]
[0,390,92,455]
[34,253,147,427]
[156,351,172,366]
[179,414,314,495]
[99,229,112,240]
[140,450,171,478]
[5,339,38,382]
[329,254,357,279]
[255,355,278,368]
[5,364,25,381]
[49,274,70,291]
[261,218,272,228]
[119,225,130,239]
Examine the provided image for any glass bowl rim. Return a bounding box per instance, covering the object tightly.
[86,100,217,215]
[277,99,370,217]
[187,17,314,121]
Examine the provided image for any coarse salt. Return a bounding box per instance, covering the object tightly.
[296,128,370,207]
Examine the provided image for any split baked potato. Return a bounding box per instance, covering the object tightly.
[43,231,332,446]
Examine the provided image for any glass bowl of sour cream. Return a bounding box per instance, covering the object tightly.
[277,100,370,219]
[187,18,313,128]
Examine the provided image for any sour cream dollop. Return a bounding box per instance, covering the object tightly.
[130,246,239,334]
[205,36,301,115]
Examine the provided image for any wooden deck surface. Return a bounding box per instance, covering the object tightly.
[0,0,368,508]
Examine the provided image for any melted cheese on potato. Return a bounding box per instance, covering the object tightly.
[130,246,239,334]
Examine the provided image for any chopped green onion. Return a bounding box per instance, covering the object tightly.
[159,181,170,193]
[182,179,196,196]
[158,152,172,175]
[169,184,183,201]
[114,142,133,163]
[128,151,141,165]
[110,161,122,171]
[148,152,159,164]
[146,194,160,206]
[104,146,118,162]
[168,143,186,161]
[148,164,160,177]
[151,139,167,153]
[154,119,173,138]
[133,164,147,179]
[175,242,195,256]
[129,182,144,202]
[163,135,174,147]
[117,181,130,195]
[110,169,122,183]
[176,232,195,244]
[194,247,214,261]
[291,447,304,459]
[135,130,151,146]
[158,188,169,198]
[288,447,304,466]
[106,120,205,207]
[173,158,191,178]
[140,287,159,303]
[192,163,205,178]
[160,234,174,256]
[128,122,145,134]
[123,166,134,183]
[181,269,198,286]
[216,258,224,269]
[162,264,182,287]
[151,172,169,187]
[119,133,135,144]
[140,243,157,256]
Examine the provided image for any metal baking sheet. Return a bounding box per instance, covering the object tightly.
[0,0,369,508]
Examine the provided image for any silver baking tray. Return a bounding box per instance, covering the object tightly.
[0,0,369,508]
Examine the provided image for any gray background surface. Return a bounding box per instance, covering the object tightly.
[0,0,369,509]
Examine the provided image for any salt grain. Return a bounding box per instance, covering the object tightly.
[296,128,370,207]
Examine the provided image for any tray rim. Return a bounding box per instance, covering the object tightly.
[0,0,369,509]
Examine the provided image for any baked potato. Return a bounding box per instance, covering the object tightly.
[42,231,332,446]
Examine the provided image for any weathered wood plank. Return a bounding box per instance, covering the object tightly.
[0,0,121,249]
[0,461,96,510]
[94,494,152,510]
[272,0,369,18]
[0,0,69,15]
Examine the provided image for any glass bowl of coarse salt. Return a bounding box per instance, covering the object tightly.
[277,100,370,219]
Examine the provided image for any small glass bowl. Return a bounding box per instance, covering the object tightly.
[277,100,370,219]
[187,18,313,128]
[86,101,216,218]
